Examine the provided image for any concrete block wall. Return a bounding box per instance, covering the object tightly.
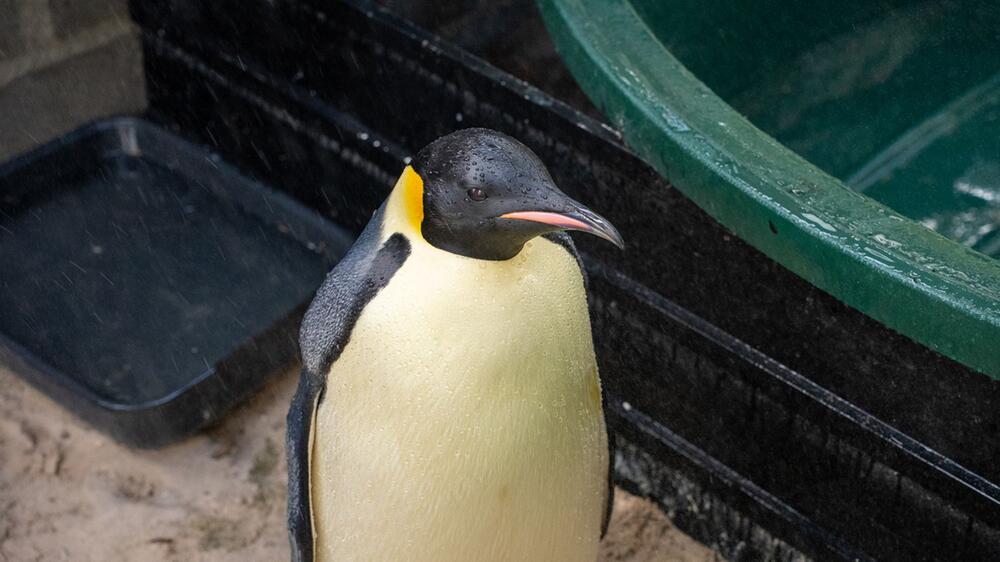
[0,0,146,160]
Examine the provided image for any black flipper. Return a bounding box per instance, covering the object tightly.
[287,371,320,562]
[287,207,411,562]
[601,415,615,538]
[542,232,615,538]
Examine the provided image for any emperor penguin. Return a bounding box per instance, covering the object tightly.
[287,128,624,562]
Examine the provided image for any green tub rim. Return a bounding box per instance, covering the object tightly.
[537,0,1000,380]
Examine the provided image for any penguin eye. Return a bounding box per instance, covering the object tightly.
[467,187,488,202]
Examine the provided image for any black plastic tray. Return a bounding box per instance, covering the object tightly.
[0,117,352,447]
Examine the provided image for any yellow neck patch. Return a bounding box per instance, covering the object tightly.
[399,165,424,236]
[382,165,425,240]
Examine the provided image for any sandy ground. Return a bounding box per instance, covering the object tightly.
[0,366,720,562]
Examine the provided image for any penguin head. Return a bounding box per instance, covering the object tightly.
[408,128,624,261]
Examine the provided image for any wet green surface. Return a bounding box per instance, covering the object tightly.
[538,0,1000,378]
[858,74,1000,257]
[632,0,1000,257]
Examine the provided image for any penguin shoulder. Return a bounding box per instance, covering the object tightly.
[299,207,412,377]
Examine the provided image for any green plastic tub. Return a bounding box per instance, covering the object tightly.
[538,0,1000,379]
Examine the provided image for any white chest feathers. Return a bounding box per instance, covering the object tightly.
[310,236,608,562]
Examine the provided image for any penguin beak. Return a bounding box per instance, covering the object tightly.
[500,203,625,249]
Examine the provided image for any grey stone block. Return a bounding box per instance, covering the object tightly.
[0,28,146,160]
[0,0,23,58]
[48,0,127,40]
[0,30,23,62]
